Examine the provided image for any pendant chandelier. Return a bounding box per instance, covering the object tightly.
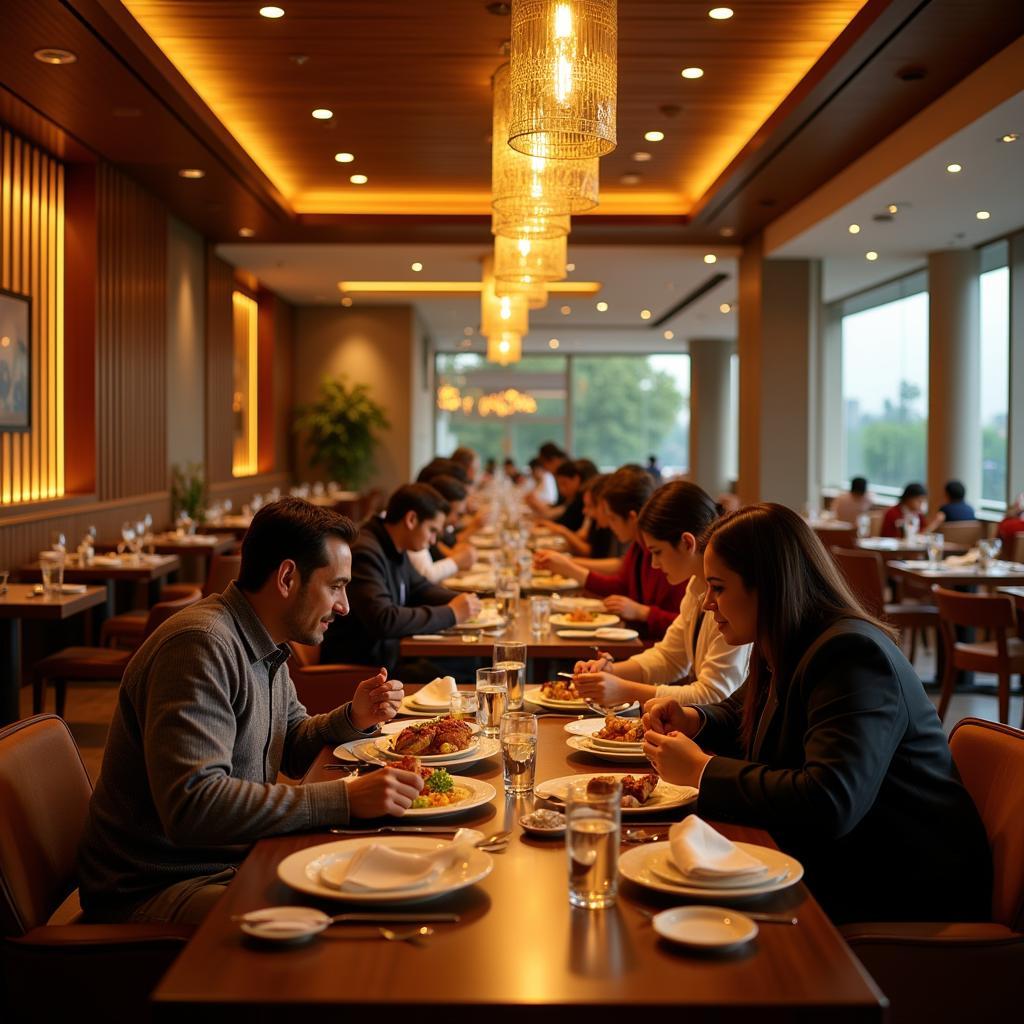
[495,275,549,310]
[481,257,529,342]
[492,63,599,218]
[492,209,570,240]
[487,331,523,367]
[494,233,567,284]
[508,0,618,160]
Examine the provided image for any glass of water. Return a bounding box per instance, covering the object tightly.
[493,640,526,710]
[495,571,521,628]
[856,513,871,539]
[475,667,508,738]
[450,691,478,722]
[500,711,537,795]
[566,777,621,909]
[925,533,944,565]
[530,595,551,637]
[39,550,65,596]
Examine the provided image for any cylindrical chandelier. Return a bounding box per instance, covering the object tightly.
[494,233,567,284]
[508,0,617,160]
[495,275,548,310]
[492,209,570,240]
[487,331,523,367]
[481,257,529,340]
[492,63,599,217]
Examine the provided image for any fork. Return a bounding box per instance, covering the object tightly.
[380,925,434,945]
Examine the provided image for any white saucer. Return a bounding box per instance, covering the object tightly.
[652,906,758,951]
[238,906,331,945]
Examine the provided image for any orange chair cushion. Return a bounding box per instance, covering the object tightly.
[34,648,131,681]
[953,637,1024,672]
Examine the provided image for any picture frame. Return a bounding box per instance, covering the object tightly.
[0,286,30,431]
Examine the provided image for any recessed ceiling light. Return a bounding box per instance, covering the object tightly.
[620,173,642,185]
[643,130,664,143]
[238,227,255,238]
[561,305,572,315]
[596,301,608,312]
[865,251,879,261]
[999,132,1019,143]
[719,227,735,237]
[566,263,575,272]
[946,162,962,173]
[719,303,731,314]
[848,223,861,234]
[663,330,674,340]
[411,262,423,272]
[312,108,334,120]
[350,174,368,185]
[341,296,353,307]
[548,338,560,349]
[259,6,285,18]
[708,6,734,18]
[33,48,77,65]
[681,67,704,80]
[640,309,652,320]
[887,204,899,214]
[632,151,653,162]
[463,326,474,336]
[703,253,717,264]
[178,168,205,179]
[976,210,991,220]
[334,152,354,163]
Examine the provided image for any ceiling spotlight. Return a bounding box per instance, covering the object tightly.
[999,132,1019,143]
[620,173,642,185]
[681,67,704,79]
[238,227,255,238]
[548,338,560,349]
[341,296,353,307]
[596,301,608,312]
[463,326,474,336]
[865,251,879,261]
[703,253,717,264]
[663,330,674,340]
[709,7,734,18]
[411,261,423,272]
[566,263,576,272]
[561,305,572,315]
[848,223,861,234]
[350,174,368,184]
[719,303,731,314]
[632,151,653,162]
[887,204,899,214]
[178,168,205,179]
[312,108,334,120]
[644,130,665,143]
[976,210,991,220]
[640,309,652,320]
[259,6,285,17]
[334,152,354,163]
[945,162,962,173]
[33,48,77,65]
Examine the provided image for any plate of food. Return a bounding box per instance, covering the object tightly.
[589,715,646,749]
[566,736,650,763]
[564,716,641,740]
[535,772,697,815]
[277,836,494,904]
[380,757,496,816]
[445,573,496,593]
[374,717,478,762]
[337,736,501,771]
[524,680,588,710]
[519,808,567,837]
[551,596,605,614]
[528,574,581,591]
[380,716,480,736]
[550,611,620,628]
[451,609,506,631]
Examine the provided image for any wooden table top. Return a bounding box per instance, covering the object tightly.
[888,560,1024,587]
[18,554,180,583]
[152,716,885,1021]
[145,534,236,557]
[0,583,107,620]
[999,587,1024,606]
[856,537,967,556]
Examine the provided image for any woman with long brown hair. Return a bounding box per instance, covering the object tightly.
[643,503,991,923]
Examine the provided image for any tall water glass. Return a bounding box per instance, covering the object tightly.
[493,640,526,710]
[476,667,508,738]
[39,550,64,596]
[566,777,621,909]
[925,533,944,565]
[494,572,520,628]
[500,711,538,794]
[450,691,479,723]
[530,595,551,637]
[856,513,872,539]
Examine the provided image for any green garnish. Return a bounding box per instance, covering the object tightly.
[425,768,454,794]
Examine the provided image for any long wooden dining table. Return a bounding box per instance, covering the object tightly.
[152,697,887,1022]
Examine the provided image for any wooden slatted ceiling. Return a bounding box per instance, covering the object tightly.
[119,0,866,215]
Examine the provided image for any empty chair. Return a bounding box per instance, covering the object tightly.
[933,587,1024,727]
[0,715,190,1020]
[287,642,378,715]
[34,592,202,717]
[939,520,985,547]
[842,718,1024,1024]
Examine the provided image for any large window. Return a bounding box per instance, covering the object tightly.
[841,283,929,494]
[979,242,1009,508]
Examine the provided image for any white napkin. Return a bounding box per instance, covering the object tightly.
[320,837,474,892]
[412,676,458,708]
[668,817,769,880]
[944,550,979,567]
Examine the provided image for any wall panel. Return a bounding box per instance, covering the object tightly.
[205,251,235,485]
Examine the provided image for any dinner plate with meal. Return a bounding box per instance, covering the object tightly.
[524,680,588,710]
[566,736,650,763]
[337,732,501,771]
[376,757,496,816]
[527,574,581,591]
[565,715,648,761]
[549,611,620,629]
[550,596,605,614]
[535,772,697,815]
[374,717,479,762]
[445,573,496,593]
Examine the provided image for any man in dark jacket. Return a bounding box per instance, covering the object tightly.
[321,483,480,671]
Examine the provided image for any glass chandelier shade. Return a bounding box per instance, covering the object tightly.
[494,233,567,284]
[481,257,530,338]
[492,63,599,217]
[492,209,570,240]
[495,275,549,310]
[487,331,523,366]
[508,0,617,160]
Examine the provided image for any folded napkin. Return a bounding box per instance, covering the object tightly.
[668,817,769,881]
[413,675,458,708]
[32,583,88,595]
[91,555,124,567]
[944,550,979,567]
[320,836,474,892]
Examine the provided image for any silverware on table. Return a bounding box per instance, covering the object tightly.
[233,912,461,924]
[380,925,433,945]
[329,826,466,835]
[635,906,798,926]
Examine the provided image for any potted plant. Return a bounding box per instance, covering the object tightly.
[170,462,207,522]
[293,376,390,488]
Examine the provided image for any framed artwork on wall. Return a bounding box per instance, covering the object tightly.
[0,287,30,431]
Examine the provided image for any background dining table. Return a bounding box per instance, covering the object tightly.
[152,703,886,1022]
[888,560,1024,589]
[855,537,968,557]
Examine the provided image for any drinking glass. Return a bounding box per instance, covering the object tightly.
[500,711,538,795]
[494,572,520,628]
[39,550,64,596]
[450,691,479,722]
[530,595,551,637]
[978,539,1001,571]
[566,777,621,909]
[903,517,919,543]
[493,640,526,710]
[856,513,871,539]
[475,667,508,738]
[925,533,944,565]
[0,569,9,594]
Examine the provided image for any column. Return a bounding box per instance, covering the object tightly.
[1008,230,1024,503]
[688,338,734,497]
[927,249,981,508]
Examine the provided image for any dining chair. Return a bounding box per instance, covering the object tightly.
[287,642,379,714]
[841,718,1024,1024]
[933,587,1024,726]
[813,524,857,552]
[939,520,985,546]
[100,554,240,649]
[1013,533,1024,565]
[0,715,191,1021]
[33,591,202,717]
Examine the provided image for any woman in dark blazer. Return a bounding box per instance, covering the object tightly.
[643,503,992,924]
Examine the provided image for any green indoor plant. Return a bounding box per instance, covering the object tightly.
[170,462,207,521]
[293,376,390,488]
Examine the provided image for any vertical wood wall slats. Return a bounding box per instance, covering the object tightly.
[205,252,235,485]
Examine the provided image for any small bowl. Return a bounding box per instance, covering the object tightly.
[519,810,567,837]
[238,906,332,946]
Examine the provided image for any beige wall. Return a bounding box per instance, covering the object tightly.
[293,306,421,494]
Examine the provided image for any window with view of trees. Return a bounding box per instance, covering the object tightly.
[979,262,1009,507]
[841,291,929,492]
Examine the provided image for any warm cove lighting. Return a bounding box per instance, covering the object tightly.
[336,280,601,295]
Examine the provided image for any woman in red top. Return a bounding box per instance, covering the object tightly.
[880,482,927,538]
[534,468,686,639]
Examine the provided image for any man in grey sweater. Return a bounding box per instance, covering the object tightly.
[78,498,424,924]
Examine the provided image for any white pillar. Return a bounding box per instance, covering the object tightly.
[689,338,734,497]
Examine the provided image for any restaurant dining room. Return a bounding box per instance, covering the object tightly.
[2,1,1024,1021]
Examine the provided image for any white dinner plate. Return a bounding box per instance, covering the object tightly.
[398,695,456,717]
[619,841,803,899]
[528,575,581,591]
[374,732,480,763]
[446,574,496,593]
[551,596,605,613]
[651,906,758,951]
[277,837,493,904]
[554,627,640,641]
[550,612,620,629]
[451,613,506,631]
[566,736,649,763]
[648,849,789,890]
[524,685,588,710]
[534,772,697,815]
[399,776,496,817]
[337,736,501,771]
[380,717,480,736]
